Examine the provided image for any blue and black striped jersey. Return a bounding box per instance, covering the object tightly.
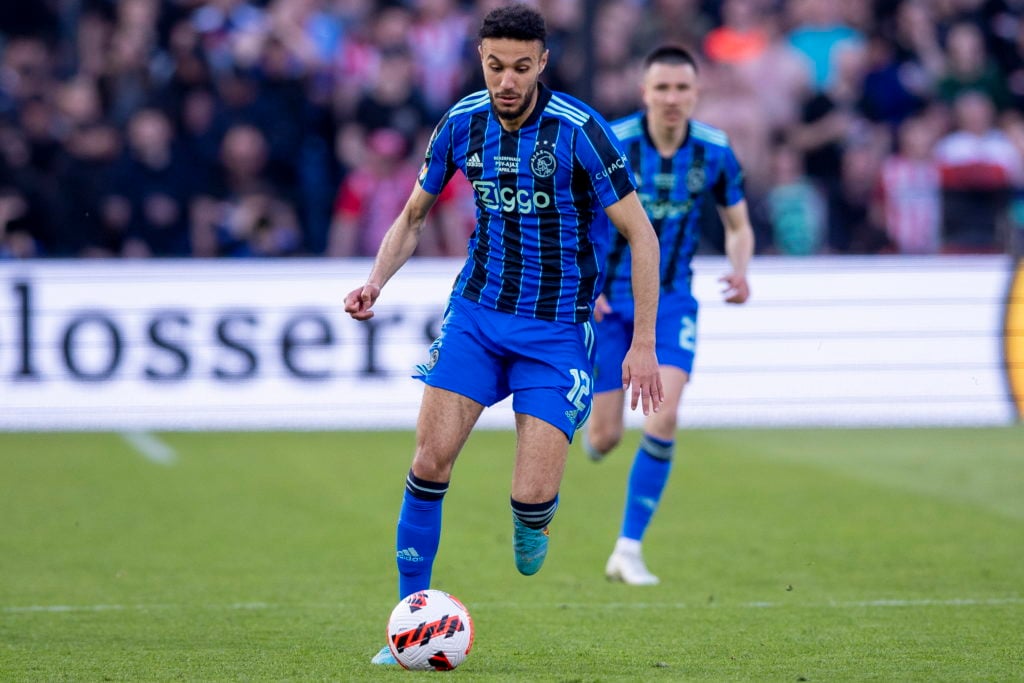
[418,84,637,323]
[599,114,746,314]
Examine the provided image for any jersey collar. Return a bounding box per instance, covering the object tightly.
[641,113,691,155]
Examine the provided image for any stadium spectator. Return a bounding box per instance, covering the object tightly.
[989,2,1024,112]
[327,127,420,257]
[103,107,195,257]
[583,45,754,586]
[694,60,773,204]
[0,36,53,105]
[829,137,891,254]
[343,4,663,665]
[875,113,943,254]
[351,45,432,151]
[192,122,303,257]
[888,0,946,81]
[708,3,811,136]
[766,137,827,255]
[0,183,41,258]
[632,0,712,60]
[934,89,1023,251]
[191,0,268,76]
[407,0,473,118]
[785,0,864,92]
[0,112,56,257]
[936,21,1012,110]
[703,0,769,66]
[332,4,414,120]
[788,39,871,251]
[52,76,123,256]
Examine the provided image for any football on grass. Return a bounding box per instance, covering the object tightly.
[386,589,474,671]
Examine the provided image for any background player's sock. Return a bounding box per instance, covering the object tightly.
[620,434,673,541]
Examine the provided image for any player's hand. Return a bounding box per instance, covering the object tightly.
[719,273,750,304]
[344,283,381,320]
[621,345,664,416]
[593,294,612,322]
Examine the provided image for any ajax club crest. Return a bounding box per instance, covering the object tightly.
[530,142,557,178]
[685,166,706,193]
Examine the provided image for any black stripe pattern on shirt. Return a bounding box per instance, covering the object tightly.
[494,123,526,312]
[663,144,705,291]
[535,117,564,319]
[462,112,491,303]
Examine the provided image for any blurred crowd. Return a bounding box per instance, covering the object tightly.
[0,0,1022,259]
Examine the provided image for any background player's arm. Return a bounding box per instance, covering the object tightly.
[344,184,439,320]
[604,191,664,413]
[717,199,754,304]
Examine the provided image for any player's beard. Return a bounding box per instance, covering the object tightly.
[491,80,537,122]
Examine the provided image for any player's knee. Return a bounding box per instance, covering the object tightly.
[410,450,454,483]
[588,425,623,455]
[646,404,680,436]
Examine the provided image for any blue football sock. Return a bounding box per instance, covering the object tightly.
[620,434,673,542]
[396,470,447,601]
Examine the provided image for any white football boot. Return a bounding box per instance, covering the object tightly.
[604,537,660,585]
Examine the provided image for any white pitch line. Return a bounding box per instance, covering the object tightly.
[120,431,176,465]
[3,597,1022,614]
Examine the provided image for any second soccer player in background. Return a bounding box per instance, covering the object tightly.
[585,45,755,585]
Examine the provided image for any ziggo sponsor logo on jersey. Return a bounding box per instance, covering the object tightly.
[471,180,552,214]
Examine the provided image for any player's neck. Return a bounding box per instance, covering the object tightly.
[649,121,688,156]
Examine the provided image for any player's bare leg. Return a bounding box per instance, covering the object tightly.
[642,367,687,441]
[509,414,569,575]
[584,388,626,461]
[410,386,484,481]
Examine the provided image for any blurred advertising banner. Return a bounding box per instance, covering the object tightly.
[0,256,1021,431]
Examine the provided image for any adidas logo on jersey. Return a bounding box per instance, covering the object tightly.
[466,153,483,168]
[396,547,424,562]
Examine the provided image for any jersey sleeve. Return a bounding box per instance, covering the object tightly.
[575,116,638,209]
[712,144,746,208]
[417,112,457,196]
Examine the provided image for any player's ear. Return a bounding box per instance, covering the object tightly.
[539,48,549,74]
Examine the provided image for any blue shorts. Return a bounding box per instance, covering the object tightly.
[593,294,699,394]
[414,296,597,442]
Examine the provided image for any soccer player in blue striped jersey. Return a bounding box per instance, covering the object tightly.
[584,45,755,586]
[344,4,664,664]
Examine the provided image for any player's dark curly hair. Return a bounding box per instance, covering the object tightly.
[478,3,547,45]
[644,44,699,73]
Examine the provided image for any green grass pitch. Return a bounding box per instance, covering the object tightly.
[1,426,1022,681]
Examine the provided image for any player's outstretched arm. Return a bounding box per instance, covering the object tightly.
[717,199,754,304]
[344,185,439,321]
[604,192,664,415]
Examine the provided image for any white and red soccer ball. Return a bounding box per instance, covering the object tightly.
[385,589,475,671]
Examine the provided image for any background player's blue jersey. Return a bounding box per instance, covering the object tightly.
[418,84,637,323]
[599,114,745,316]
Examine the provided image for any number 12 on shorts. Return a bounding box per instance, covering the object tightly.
[567,368,592,411]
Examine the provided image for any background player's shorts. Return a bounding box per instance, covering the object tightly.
[593,294,699,394]
[414,295,597,441]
